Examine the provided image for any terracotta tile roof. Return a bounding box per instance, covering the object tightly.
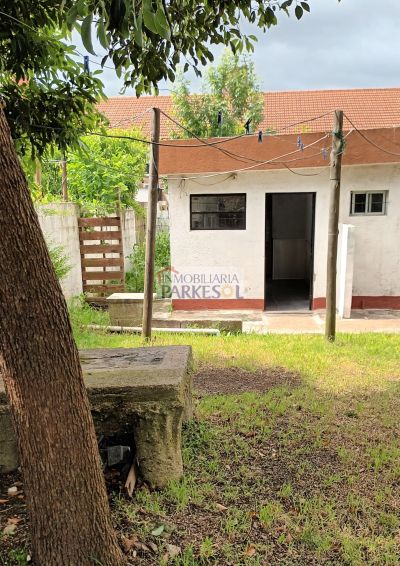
[97,88,400,137]
[97,95,173,138]
[261,88,400,133]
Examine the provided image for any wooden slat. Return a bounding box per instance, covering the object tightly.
[83,284,125,293]
[81,258,124,268]
[79,230,122,241]
[80,244,123,254]
[83,271,124,281]
[79,217,120,227]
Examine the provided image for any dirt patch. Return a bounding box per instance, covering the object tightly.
[193,365,301,395]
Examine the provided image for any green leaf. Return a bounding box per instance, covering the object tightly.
[154,4,171,40]
[81,14,96,56]
[66,0,86,29]
[97,19,108,50]
[301,2,310,12]
[151,525,165,536]
[143,0,158,34]
[134,12,143,47]
[295,5,303,19]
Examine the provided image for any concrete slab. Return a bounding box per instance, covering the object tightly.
[0,346,193,488]
[151,306,400,335]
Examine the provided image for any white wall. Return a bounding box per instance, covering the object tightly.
[121,209,137,271]
[36,203,83,299]
[37,204,140,300]
[340,164,400,297]
[169,162,400,304]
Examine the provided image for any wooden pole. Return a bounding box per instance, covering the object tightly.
[34,163,42,187]
[325,109,344,342]
[142,107,160,339]
[61,151,68,202]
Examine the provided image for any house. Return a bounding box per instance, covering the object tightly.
[97,87,400,136]
[98,88,400,313]
[158,126,400,313]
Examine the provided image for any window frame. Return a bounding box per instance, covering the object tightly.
[190,193,247,231]
[350,190,387,216]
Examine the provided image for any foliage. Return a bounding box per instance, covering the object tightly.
[67,0,311,95]
[68,296,110,328]
[0,3,106,156]
[126,231,170,296]
[47,242,71,281]
[66,128,148,214]
[21,129,148,214]
[172,51,264,138]
[1,0,311,156]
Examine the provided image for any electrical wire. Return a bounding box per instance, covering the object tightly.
[343,115,400,158]
[83,130,246,148]
[165,134,330,181]
[159,109,258,164]
[160,109,333,165]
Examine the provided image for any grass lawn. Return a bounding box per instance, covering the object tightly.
[70,304,400,565]
[1,304,400,565]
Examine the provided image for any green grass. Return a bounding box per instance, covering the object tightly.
[70,304,400,565]
[72,302,399,396]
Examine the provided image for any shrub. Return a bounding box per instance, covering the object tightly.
[47,242,71,281]
[126,231,170,297]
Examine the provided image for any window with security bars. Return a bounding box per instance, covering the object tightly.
[350,191,387,216]
[190,194,246,230]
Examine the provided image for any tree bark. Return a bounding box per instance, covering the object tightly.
[0,107,126,564]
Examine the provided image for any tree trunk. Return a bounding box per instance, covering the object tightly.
[0,107,126,564]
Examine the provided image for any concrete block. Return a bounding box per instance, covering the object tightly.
[107,293,157,326]
[0,346,193,489]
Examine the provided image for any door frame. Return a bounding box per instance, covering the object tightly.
[264,192,316,311]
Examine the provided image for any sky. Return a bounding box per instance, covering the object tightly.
[73,0,400,96]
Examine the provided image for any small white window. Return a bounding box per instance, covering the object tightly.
[350,191,387,216]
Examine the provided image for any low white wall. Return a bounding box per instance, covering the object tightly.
[36,204,139,299]
[169,162,400,305]
[121,209,137,271]
[36,203,83,299]
[337,224,356,318]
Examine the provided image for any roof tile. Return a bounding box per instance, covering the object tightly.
[97,87,400,137]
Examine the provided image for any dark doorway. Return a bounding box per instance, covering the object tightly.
[265,193,315,311]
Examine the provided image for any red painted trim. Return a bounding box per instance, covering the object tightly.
[312,298,326,310]
[312,297,400,310]
[172,299,265,310]
[351,296,400,309]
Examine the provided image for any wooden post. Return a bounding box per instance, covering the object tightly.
[325,110,344,341]
[61,151,68,202]
[142,107,160,339]
[34,163,42,187]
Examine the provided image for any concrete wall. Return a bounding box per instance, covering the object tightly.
[36,204,140,300]
[121,209,137,271]
[36,203,83,299]
[168,162,400,308]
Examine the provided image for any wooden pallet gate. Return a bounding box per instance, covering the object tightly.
[79,216,125,303]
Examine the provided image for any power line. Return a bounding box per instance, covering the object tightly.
[165,134,331,181]
[343,115,400,158]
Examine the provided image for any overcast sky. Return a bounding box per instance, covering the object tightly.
[74,0,400,96]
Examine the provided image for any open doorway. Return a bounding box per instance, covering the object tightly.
[265,193,315,311]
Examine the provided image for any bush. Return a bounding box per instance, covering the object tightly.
[126,231,171,297]
[48,242,71,281]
